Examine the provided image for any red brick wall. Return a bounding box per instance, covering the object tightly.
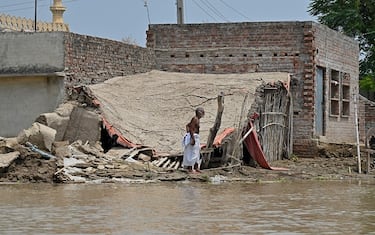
[64,33,155,89]
[147,22,306,74]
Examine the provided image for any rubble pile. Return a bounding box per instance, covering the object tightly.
[53,141,175,183]
[0,137,57,183]
[0,136,188,183]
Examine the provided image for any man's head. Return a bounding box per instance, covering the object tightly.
[196,107,205,118]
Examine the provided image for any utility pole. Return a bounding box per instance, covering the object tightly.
[34,0,37,31]
[176,0,184,24]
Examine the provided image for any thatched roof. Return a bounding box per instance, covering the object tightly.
[89,70,289,154]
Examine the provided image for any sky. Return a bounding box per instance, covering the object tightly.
[1,0,317,46]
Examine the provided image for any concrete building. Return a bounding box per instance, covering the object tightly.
[0,33,65,137]
[0,32,154,137]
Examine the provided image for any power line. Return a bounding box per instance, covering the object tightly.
[1,0,75,13]
[191,0,218,22]
[0,0,38,9]
[218,0,251,21]
[201,0,229,22]
[2,4,48,13]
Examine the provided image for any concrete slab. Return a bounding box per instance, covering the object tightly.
[0,151,20,169]
[63,107,101,144]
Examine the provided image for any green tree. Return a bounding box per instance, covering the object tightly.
[309,0,375,95]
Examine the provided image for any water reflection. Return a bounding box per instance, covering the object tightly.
[0,181,374,234]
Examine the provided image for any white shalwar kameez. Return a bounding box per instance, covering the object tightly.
[182,133,200,167]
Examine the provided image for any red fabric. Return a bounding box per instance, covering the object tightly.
[102,117,140,149]
[243,120,288,171]
[201,127,236,149]
[213,127,235,147]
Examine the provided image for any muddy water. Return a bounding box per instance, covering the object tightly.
[0,181,374,234]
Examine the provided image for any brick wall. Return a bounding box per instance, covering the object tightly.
[147,22,307,74]
[147,22,314,156]
[313,24,359,145]
[64,33,155,88]
[147,21,359,157]
[359,96,375,144]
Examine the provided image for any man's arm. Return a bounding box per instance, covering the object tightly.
[188,117,198,145]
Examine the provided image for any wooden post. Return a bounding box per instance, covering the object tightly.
[206,93,224,148]
[201,93,224,168]
[354,93,361,173]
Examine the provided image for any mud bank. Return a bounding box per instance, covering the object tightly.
[1,136,374,184]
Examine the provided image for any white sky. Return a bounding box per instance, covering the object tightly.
[1,0,317,46]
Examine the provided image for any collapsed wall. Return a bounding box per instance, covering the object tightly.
[88,70,290,155]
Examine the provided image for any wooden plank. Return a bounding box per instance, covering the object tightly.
[174,161,180,169]
[168,161,176,169]
[162,159,171,168]
[155,157,168,167]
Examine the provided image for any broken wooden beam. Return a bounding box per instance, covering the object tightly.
[162,159,171,168]
[155,157,168,167]
[202,93,224,169]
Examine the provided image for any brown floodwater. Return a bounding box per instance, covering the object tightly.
[0,180,374,234]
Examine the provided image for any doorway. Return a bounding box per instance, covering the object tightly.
[315,67,325,136]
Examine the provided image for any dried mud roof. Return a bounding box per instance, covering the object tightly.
[89,70,289,155]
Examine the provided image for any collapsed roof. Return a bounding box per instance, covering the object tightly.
[89,70,290,155]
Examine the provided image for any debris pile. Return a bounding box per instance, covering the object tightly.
[53,141,165,183]
[0,137,56,183]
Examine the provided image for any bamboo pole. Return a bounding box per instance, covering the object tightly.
[238,126,253,144]
[354,93,361,173]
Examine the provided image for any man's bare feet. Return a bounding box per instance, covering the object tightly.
[187,169,196,174]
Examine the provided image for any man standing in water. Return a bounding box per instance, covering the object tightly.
[183,107,205,173]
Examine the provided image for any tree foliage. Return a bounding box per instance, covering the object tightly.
[309,0,375,92]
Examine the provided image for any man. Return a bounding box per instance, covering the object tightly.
[183,107,205,173]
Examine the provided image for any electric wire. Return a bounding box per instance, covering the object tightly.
[201,0,229,22]
[0,1,39,9]
[2,5,48,13]
[1,0,76,13]
[191,0,218,22]
[218,0,251,21]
